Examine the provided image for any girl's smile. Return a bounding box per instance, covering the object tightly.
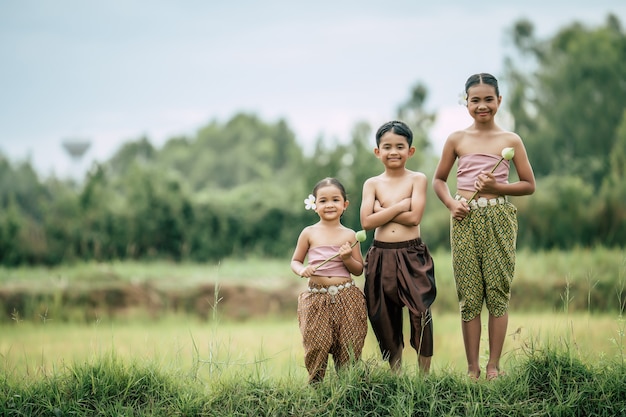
[314,185,348,219]
[467,83,501,122]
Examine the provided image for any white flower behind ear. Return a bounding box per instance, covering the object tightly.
[458,91,468,106]
[304,194,316,210]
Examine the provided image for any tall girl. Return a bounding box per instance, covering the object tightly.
[291,177,368,384]
[432,73,535,380]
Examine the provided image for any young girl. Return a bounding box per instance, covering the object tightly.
[432,73,535,381]
[291,177,368,384]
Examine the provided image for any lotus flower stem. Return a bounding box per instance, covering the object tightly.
[467,158,504,203]
[313,241,359,271]
[312,230,367,272]
[467,147,515,204]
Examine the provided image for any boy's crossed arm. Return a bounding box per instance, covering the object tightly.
[360,174,427,231]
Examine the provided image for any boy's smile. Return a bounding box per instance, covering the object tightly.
[375,131,415,167]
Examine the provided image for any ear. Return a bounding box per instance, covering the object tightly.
[408,146,416,157]
[373,147,380,157]
[343,200,350,211]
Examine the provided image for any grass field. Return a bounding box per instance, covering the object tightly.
[2,311,624,383]
[1,250,625,415]
[1,247,625,380]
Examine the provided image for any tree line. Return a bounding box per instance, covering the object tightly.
[0,15,624,266]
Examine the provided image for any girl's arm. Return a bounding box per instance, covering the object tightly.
[290,228,314,277]
[508,137,536,196]
[339,240,364,276]
[433,134,470,218]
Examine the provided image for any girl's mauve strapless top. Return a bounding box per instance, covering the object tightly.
[308,245,351,277]
[457,153,510,190]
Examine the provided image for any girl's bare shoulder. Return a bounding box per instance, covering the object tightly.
[339,224,358,238]
[446,128,468,144]
[498,129,523,146]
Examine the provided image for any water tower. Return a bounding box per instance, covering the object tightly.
[62,139,91,180]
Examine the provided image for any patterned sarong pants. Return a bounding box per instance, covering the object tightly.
[451,201,518,321]
[297,285,367,383]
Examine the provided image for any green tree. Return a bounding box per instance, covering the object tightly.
[396,81,436,169]
[597,109,626,246]
[519,175,596,248]
[119,166,192,260]
[186,113,303,190]
[40,177,82,263]
[77,164,133,260]
[108,136,157,177]
[504,14,626,188]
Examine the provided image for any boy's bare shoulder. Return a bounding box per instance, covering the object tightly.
[405,169,428,181]
[364,170,426,185]
[363,173,386,186]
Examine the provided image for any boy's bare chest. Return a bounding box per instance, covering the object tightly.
[374,179,412,203]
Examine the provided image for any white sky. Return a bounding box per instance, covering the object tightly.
[1,0,624,179]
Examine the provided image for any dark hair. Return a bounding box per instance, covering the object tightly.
[312,177,347,201]
[465,73,500,96]
[375,120,413,147]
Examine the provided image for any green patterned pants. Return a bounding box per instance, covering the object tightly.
[451,201,518,321]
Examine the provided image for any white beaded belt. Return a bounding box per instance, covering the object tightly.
[455,195,506,210]
[308,280,354,303]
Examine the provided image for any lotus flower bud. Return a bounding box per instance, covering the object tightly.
[501,147,515,161]
[355,230,367,242]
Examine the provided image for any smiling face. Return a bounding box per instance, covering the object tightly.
[466,82,502,123]
[374,130,415,169]
[314,184,349,221]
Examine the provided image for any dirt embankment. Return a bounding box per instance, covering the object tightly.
[0,282,304,323]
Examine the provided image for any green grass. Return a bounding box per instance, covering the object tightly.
[1,342,625,416]
[1,312,624,380]
[0,257,289,288]
[1,249,625,414]
[1,247,623,289]
[1,310,625,415]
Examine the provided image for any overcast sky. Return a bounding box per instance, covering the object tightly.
[1,0,624,179]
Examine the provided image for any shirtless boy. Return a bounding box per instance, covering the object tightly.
[360,120,437,373]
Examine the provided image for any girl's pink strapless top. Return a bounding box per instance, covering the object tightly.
[457,153,510,191]
[308,245,351,278]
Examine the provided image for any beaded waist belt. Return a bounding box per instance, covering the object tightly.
[455,195,507,210]
[308,280,355,303]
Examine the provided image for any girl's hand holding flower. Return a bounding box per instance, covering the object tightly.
[468,147,516,203]
[339,242,353,261]
[475,171,497,194]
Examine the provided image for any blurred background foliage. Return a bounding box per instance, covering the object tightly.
[1,15,624,266]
